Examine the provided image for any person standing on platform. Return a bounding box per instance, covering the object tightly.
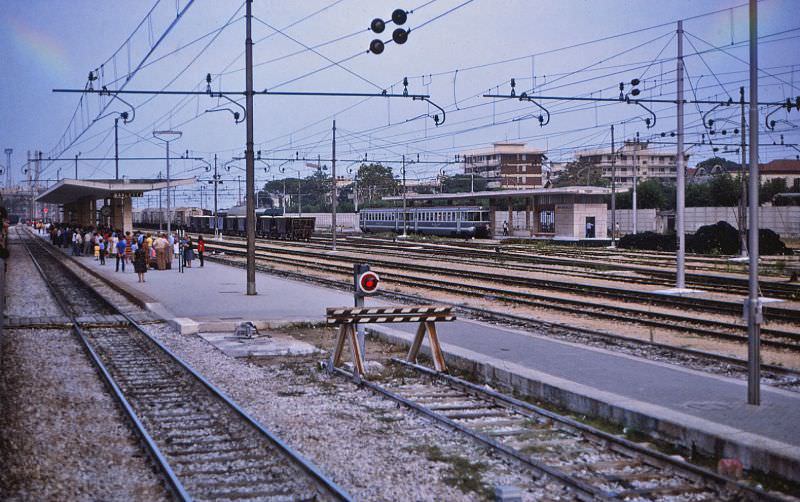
[133,245,147,283]
[197,235,205,267]
[115,235,127,272]
[157,234,168,270]
[502,220,509,237]
[183,236,194,268]
[98,236,106,265]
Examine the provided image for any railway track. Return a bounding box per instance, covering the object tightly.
[187,232,800,320]
[205,251,800,392]
[333,359,784,501]
[200,239,800,351]
[341,236,800,301]
[18,229,351,502]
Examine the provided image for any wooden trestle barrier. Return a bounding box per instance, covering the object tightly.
[326,305,456,379]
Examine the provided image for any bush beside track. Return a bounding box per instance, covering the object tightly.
[619,221,793,255]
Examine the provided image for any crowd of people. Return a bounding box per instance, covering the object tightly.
[45,223,205,282]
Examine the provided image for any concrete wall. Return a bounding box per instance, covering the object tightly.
[679,206,799,237]
[607,209,658,234]
[605,206,799,237]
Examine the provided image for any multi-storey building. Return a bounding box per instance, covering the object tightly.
[461,142,546,189]
[575,141,690,189]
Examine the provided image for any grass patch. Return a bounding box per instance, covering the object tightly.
[407,444,493,499]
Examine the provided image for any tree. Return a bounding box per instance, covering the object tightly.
[760,177,788,203]
[706,174,741,206]
[636,179,673,209]
[357,163,398,204]
[608,179,674,210]
[553,159,607,187]
[442,174,488,193]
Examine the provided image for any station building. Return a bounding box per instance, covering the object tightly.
[384,185,610,240]
[36,178,196,234]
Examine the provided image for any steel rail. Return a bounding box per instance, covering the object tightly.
[204,252,800,382]
[389,359,786,502]
[329,368,608,501]
[20,228,353,502]
[200,240,800,349]
[16,227,190,501]
[195,235,800,323]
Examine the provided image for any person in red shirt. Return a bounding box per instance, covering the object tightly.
[197,235,205,267]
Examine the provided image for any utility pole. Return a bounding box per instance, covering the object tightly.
[633,132,639,234]
[739,86,748,257]
[353,174,359,212]
[244,0,257,296]
[3,148,11,188]
[158,171,163,231]
[153,130,182,235]
[747,0,761,405]
[676,19,686,290]
[74,153,79,179]
[237,175,242,205]
[114,117,120,179]
[401,154,408,238]
[213,154,220,238]
[610,125,616,246]
[332,119,337,252]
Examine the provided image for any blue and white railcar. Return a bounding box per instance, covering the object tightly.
[359,206,490,238]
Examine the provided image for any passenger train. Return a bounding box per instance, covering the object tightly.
[359,206,490,238]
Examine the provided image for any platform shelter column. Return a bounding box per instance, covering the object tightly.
[111,194,134,234]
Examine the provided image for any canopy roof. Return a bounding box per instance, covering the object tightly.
[36,178,196,204]
[383,186,609,202]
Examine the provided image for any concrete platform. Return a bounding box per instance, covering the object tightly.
[197,332,320,358]
[59,250,363,334]
[46,236,800,482]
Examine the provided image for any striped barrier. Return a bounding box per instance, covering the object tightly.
[326,305,455,378]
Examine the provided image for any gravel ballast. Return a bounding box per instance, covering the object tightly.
[0,232,168,500]
[0,329,168,501]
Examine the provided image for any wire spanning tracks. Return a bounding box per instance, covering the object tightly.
[345,360,778,501]
[20,230,349,502]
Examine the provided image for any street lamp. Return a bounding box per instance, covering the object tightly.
[153,130,182,235]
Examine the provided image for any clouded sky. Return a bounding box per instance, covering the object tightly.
[1,0,797,208]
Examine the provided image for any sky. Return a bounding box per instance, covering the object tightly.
[1,0,798,209]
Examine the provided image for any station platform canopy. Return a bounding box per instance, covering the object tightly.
[36,177,196,234]
[36,177,196,205]
[382,185,610,203]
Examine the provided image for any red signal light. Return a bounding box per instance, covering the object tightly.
[358,271,380,295]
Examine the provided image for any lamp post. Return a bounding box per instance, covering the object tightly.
[153,130,182,235]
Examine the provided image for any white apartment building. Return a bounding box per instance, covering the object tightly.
[575,141,690,189]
